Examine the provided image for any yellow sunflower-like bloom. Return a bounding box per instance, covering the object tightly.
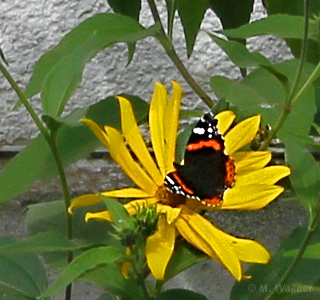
[69,82,290,281]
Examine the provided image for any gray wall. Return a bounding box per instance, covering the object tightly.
[0,0,291,146]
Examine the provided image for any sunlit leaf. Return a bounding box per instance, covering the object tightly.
[24,13,159,116]
[221,14,319,41]
[207,33,272,68]
[211,60,316,142]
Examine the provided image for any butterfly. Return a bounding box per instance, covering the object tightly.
[164,113,235,206]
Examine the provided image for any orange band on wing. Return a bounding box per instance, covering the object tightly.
[172,172,194,195]
[186,140,222,151]
[202,196,222,206]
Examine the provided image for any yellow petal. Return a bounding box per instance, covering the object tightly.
[156,204,181,224]
[164,81,182,173]
[86,210,113,222]
[235,166,291,186]
[85,198,158,222]
[225,115,260,155]
[178,209,242,280]
[146,215,176,280]
[230,238,270,264]
[149,83,167,176]
[222,184,284,210]
[175,215,218,261]
[118,96,163,186]
[68,194,103,214]
[215,111,236,134]
[80,118,109,148]
[232,151,271,174]
[105,126,157,194]
[101,188,152,198]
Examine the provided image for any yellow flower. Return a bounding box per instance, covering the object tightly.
[69,82,290,281]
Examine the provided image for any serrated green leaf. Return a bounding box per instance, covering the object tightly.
[177,0,209,57]
[285,141,320,215]
[24,13,159,116]
[207,33,272,68]
[156,289,208,300]
[221,14,319,41]
[0,236,48,300]
[0,95,148,203]
[41,246,124,298]
[208,0,254,30]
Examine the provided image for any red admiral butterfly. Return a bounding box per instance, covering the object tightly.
[164,113,236,206]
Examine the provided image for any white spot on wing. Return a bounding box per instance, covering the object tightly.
[193,127,205,135]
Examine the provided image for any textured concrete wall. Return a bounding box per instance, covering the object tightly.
[0,0,291,146]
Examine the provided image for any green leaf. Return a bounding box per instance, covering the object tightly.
[231,225,320,299]
[221,14,320,41]
[0,230,76,255]
[177,0,209,57]
[41,246,124,298]
[285,141,320,215]
[164,242,208,281]
[26,200,114,268]
[82,264,145,300]
[263,0,320,64]
[208,0,254,30]
[207,33,272,68]
[103,197,135,231]
[165,0,177,40]
[107,0,141,20]
[211,60,316,142]
[285,243,320,259]
[0,95,148,203]
[0,236,48,300]
[156,289,208,300]
[24,13,159,116]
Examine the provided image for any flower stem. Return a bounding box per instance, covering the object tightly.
[259,0,310,151]
[0,60,73,300]
[129,246,151,300]
[146,0,215,108]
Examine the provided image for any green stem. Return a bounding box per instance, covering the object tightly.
[146,0,215,108]
[0,61,49,140]
[265,212,319,300]
[259,0,310,151]
[0,60,73,300]
[129,246,151,300]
